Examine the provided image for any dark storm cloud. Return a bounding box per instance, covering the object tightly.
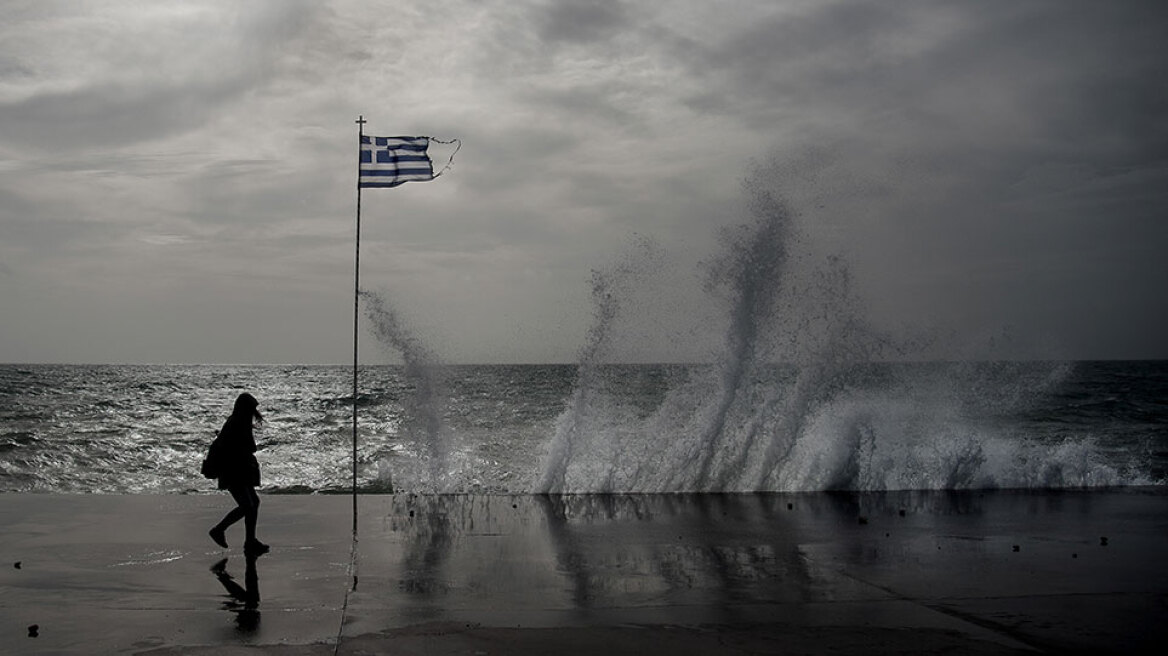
[536,0,629,44]
[0,1,328,152]
[3,82,244,150]
[653,0,1168,359]
[666,3,914,119]
[669,0,1168,162]
[520,84,643,130]
[0,213,119,253]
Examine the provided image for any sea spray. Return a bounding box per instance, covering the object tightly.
[537,159,1130,493]
[538,239,661,494]
[537,162,897,493]
[361,290,450,492]
[657,175,894,492]
[684,187,793,490]
[772,361,1132,490]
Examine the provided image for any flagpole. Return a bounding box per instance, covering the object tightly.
[352,115,366,538]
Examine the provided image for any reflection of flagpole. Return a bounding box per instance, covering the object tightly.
[352,115,365,538]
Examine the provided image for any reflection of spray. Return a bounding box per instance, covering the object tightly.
[361,290,448,491]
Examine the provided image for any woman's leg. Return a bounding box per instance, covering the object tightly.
[242,487,260,544]
[216,505,246,531]
[210,485,266,552]
[210,489,247,547]
[226,485,258,541]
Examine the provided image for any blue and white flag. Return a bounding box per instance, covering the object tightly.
[359,136,434,188]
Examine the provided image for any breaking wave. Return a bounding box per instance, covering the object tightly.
[537,165,1138,493]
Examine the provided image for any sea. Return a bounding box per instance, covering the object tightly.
[0,360,1164,495]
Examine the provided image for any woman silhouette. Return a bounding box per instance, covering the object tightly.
[208,393,269,555]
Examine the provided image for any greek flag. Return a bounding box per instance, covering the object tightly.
[359,136,434,188]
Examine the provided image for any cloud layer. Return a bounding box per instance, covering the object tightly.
[1,0,1165,363]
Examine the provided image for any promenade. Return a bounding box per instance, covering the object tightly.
[2,490,1165,654]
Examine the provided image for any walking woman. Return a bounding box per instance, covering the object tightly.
[208,393,269,555]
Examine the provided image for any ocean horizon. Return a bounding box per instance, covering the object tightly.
[2,360,1164,496]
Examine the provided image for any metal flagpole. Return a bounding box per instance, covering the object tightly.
[352,115,366,538]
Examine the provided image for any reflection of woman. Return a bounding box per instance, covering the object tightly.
[211,555,260,632]
[208,393,269,554]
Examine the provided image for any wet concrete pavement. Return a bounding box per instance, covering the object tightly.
[1,494,350,653]
[1,489,1166,654]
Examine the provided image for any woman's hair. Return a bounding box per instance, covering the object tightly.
[232,393,264,425]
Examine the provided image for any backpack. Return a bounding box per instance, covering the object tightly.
[201,433,221,479]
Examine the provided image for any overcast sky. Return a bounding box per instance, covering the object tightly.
[1,0,1165,364]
